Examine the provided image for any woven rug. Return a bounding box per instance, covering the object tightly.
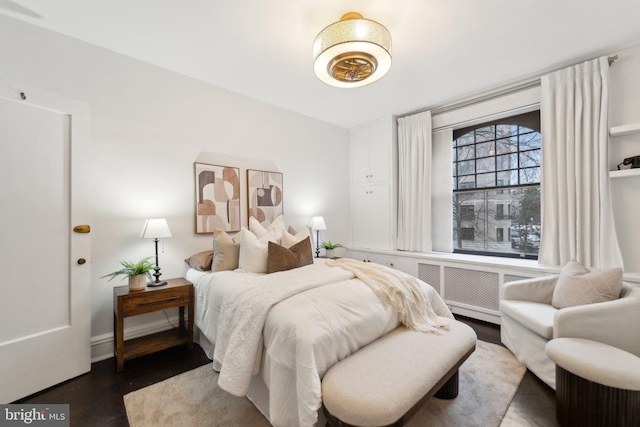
[124,340,525,427]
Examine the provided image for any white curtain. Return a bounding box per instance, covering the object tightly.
[539,56,623,269]
[396,111,432,251]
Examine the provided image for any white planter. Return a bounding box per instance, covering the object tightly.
[325,249,335,259]
[128,274,146,291]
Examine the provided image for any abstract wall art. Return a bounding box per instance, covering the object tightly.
[194,162,241,233]
[247,169,283,227]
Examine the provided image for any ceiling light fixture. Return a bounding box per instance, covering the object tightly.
[313,12,392,88]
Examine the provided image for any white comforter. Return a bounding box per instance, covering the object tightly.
[192,260,453,427]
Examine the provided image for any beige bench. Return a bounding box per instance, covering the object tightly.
[321,319,477,427]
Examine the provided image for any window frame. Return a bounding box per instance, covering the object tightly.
[451,110,541,260]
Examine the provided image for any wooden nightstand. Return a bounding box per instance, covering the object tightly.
[113,277,194,372]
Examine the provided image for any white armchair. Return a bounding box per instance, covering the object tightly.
[499,275,640,389]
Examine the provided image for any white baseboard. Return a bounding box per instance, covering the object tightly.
[91,316,180,363]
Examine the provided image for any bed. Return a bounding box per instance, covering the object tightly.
[184,220,453,427]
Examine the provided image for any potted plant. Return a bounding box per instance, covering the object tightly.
[101,257,156,291]
[321,241,343,259]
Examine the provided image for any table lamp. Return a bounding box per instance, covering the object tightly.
[309,216,327,258]
[140,218,172,287]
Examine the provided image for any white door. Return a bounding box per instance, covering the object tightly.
[0,93,91,403]
[350,126,370,186]
[368,183,391,250]
[350,187,371,249]
[367,117,391,185]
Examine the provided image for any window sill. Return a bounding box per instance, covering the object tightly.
[349,247,562,274]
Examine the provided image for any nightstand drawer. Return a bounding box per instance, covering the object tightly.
[121,291,190,316]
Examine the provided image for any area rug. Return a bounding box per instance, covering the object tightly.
[124,340,525,427]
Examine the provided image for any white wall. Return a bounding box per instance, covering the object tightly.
[0,15,350,354]
[609,43,640,277]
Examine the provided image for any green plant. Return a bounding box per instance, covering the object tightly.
[321,240,343,250]
[101,257,156,281]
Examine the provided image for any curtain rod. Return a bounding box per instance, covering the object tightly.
[398,54,619,120]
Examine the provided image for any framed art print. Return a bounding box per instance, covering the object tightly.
[194,162,241,233]
[247,169,283,227]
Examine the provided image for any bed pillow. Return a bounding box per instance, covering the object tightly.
[281,226,313,252]
[551,260,623,309]
[184,250,214,271]
[212,229,241,272]
[238,227,277,274]
[249,214,285,242]
[267,237,314,274]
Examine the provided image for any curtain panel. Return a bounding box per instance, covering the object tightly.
[539,56,623,269]
[396,111,432,252]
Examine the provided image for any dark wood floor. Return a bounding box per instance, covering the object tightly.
[16,316,558,426]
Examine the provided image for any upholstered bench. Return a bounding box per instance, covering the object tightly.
[321,319,477,427]
[546,338,640,427]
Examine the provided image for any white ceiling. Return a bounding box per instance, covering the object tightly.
[2,0,640,129]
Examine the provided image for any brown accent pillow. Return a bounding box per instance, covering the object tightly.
[551,260,623,309]
[184,250,214,271]
[267,237,314,274]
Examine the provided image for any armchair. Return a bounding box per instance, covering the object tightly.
[499,275,640,389]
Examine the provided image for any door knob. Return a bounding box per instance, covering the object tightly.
[73,225,91,233]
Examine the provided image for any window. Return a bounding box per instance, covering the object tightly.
[460,228,475,241]
[452,111,541,259]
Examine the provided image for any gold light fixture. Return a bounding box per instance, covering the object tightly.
[313,12,392,88]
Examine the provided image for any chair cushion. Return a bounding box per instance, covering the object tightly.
[551,260,623,309]
[499,300,556,339]
[546,338,640,390]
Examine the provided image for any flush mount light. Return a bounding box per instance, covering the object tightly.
[313,12,392,88]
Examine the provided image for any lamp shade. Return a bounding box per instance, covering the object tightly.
[309,216,327,231]
[139,219,172,239]
[313,12,392,88]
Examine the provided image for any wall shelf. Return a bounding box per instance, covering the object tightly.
[610,123,640,137]
[610,168,640,179]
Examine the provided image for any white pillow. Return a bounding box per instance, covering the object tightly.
[238,227,276,273]
[281,226,314,254]
[551,260,623,309]
[249,214,285,242]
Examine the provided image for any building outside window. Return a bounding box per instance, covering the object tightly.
[452,111,541,258]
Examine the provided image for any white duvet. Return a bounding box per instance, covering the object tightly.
[192,259,453,427]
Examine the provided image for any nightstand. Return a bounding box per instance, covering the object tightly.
[113,277,194,372]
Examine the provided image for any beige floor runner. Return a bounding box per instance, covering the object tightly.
[125,340,525,427]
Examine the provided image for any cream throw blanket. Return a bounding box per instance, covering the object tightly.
[326,258,450,333]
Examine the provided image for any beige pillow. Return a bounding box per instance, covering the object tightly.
[281,226,313,252]
[238,227,276,273]
[212,229,241,272]
[249,214,285,242]
[267,237,314,274]
[551,260,623,309]
[184,250,214,271]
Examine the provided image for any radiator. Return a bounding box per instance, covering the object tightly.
[418,263,441,296]
[444,267,500,312]
[504,273,534,283]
